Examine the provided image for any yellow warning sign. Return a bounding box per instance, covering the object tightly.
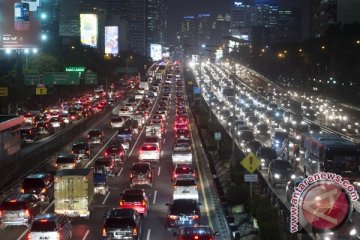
[240,153,261,174]
[0,87,8,96]
[36,87,47,95]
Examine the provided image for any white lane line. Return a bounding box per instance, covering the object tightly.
[152,190,157,204]
[117,167,124,177]
[42,200,54,214]
[82,230,90,240]
[102,191,111,205]
[157,166,161,176]
[146,229,151,240]
[17,229,28,240]
[163,139,165,144]
[161,150,164,157]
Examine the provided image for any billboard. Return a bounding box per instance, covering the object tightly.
[215,49,223,61]
[150,44,162,61]
[105,26,118,54]
[229,35,240,52]
[80,14,98,48]
[0,0,42,49]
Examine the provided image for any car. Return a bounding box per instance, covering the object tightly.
[104,143,126,164]
[130,162,153,187]
[172,142,192,165]
[119,106,132,117]
[59,114,73,125]
[174,122,188,131]
[87,129,105,144]
[171,164,197,182]
[155,110,167,120]
[286,177,304,202]
[256,146,277,169]
[21,173,54,204]
[124,119,139,135]
[139,143,160,162]
[55,153,79,170]
[244,140,262,153]
[0,194,41,227]
[174,226,219,240]
[268,160,296,187]
[144,136,161,149]
[71,141,90,159]
[24,112,37,124]
[254,123,270,136]
[118,126,133,142]
[238,130,255,147]
[119,189,149,216]
[176,129,190,139]
[112,138,130,152]
[102,208,142,240]
[111,116,126,128]
[49,117,65,129]
[173,178,199,201]
[271,130,289,152]
[21,125,40,143]
[28,213,72,240]
[95,157,117,176]
[166,199,201,230]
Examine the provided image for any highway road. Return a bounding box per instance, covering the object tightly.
[0,65,230,240]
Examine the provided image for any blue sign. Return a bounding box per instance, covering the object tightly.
[193,87,201,94]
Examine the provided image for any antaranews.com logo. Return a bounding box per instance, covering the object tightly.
[290,172,359,233]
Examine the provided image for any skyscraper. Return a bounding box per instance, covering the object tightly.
[59,0,81,37]
[197,14,212,48]
[179,16,197,54]
[147,0,167,54]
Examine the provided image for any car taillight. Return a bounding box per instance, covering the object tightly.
[174,186,177,189]
[194,236,199,240]
[27,234,32,240]
[148,173,152,178]
[41,188,46,193]
[173,173,177,178]
[195,185,198,189]
[0,210,2,218]
[104,152,108,156]
[191,215,199,220]
[21,188,24,193]
[24,209,30,218]
[142,200,146,206]
[120,200,123,207]
[168,215,178,220]
[56,232,61,240]
[102,228,107,237]
[132,228,138,236]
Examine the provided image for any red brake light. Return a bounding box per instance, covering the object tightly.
[102,228,107,237]
[10,200,17,203]
[142,200,146,206]
[21,188,24,193]
[194,236,199,240]
[168,215,178,220]
[24,209,30,217]
[104,152,108,157]
[120,200,123,207]
[132,228,138,236]
[192,215,199,220]
[40,219,48,222]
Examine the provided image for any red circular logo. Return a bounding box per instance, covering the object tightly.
[301,181,350,231]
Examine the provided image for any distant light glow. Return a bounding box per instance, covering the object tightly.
[41,13,47,19]
[24,49,29,54]
[32,48,38,54]
[5,49,11,54]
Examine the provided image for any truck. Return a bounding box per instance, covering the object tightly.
[54,169,94,218]
[171,142,193,165]
[139,80,149,91]
[155,72,163,81]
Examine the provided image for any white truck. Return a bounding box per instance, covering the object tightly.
[155,72,163,81]
[171,142,192,165]
[139,81,149,91]
[54,169,94,218]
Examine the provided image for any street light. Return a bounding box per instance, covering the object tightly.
[5,49,12,55]
[40,13,47,20]
[41,34,47,41]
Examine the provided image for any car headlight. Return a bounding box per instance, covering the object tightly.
[247,148,251,152]
[274,173,280,179]
[291,175,296,179]
[350,228,357,236]
[261,158,265,162]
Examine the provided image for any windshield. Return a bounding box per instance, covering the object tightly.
[1,201,26,210]
[175,179,196,186]
[23,178,45,189]
[104,218,135,229]
[56,156,74,163]
[31,221,57,232]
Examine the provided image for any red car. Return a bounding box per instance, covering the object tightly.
[119,188,149,216]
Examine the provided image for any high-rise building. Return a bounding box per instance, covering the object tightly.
[147,0,167,53]
[197,14,212,48]
[312,0,360,37]
[275,7,301,43]
[180,16,197,54]
[59,0,81,37]
[211,14,231,46]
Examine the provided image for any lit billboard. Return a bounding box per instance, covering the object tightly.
[215,49,223,61]
[80,14,98,48]
[105,26,118,54]
[150,44,162,61]
[0,0,42,49]
[229,35,240,52]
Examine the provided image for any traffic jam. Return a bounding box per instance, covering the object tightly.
[0,62,220,240]
[191,61,360,239]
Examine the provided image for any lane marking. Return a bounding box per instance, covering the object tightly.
[82,230,90,240]
[17,229,28,240]
[102,191,111,205]
[117,167,124,177]
[163,139,165,144]
[161,150,164,157]
[152,190,157,204]
[146,229,151,240]
[42,200,54,214]
[157,166,161,176]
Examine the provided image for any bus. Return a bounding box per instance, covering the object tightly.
[300,133,360,181]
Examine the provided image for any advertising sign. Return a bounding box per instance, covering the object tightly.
[0,0,41,49]
[215,49,223,61]
[229,35,240,52]
[105,26,118,54]
[150,44,162,61]
[80,14,98,48]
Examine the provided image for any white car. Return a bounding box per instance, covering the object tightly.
[28,213,72,240]
[111,116,126,128]
[172,142,192,165]
[124,103,135,111]
[139,143,160,162]
[119,106,132,117]
[173,178,199,201]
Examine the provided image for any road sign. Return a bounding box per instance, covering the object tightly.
[193,87,201,94]
[65,66,85,72]
[36,87,47,95]
[24,74,39,85]
[244,174,258,182]
[214,132,221,141]
[240,153,261,174]
[44,72,80,85]
[85,73,98,85]
[0,87,8,96]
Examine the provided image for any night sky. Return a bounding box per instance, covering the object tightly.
[164,0,310,44]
